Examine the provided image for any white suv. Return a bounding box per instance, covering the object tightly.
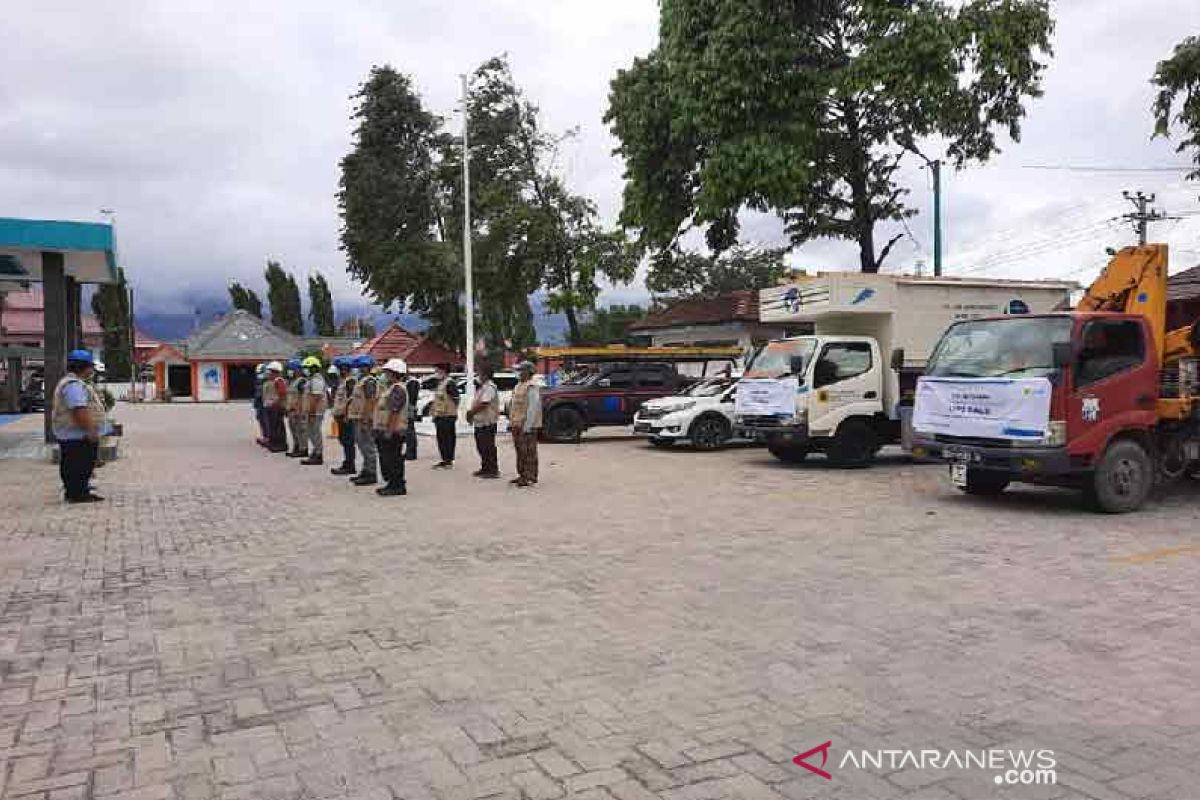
[632,376,744,450]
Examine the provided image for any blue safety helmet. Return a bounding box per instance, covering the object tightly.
[67,349,94,365]
[353,354,375,368]
[287,358,302,370]
[333,355,350,369]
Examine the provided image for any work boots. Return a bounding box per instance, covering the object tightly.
[286,449,308,459]
[300,455,324,466]
[330,463,355,475]
[350,473,377,486]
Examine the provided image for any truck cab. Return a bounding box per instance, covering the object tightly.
[913,309,1199,512]
[735,335,894,466]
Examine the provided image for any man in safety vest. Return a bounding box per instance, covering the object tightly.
[300,356,327,465]
[430,362,461,468]
[285,358,308,458]
[374,358,411,496]
[329,356,358,475]
[507,361,543,487]
[262,361,288,452]
[51,349,107,503]
[347,355,380,486]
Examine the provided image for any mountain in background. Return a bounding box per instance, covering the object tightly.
[135,292,572,346]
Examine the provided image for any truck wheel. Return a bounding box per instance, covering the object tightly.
[544,407,583,443]
[689,415,731,450]
[1087,439,1154,513]
[827,420,876,468]
[767,443,808,463]
[958,469,1010,496]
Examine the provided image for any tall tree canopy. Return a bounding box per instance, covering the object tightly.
[264,260,304,335]
[338,57,635,350]
[647,247,790,299]
[91,267,132,381]
[1153,35,1200,179]
[572,304,647,346]
[307,273,336,336]
[227,281,263,318]
[606,0,1054,273]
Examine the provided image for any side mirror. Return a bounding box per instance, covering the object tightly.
[1052,342,1073,369]
[890,347,905,371]
[789,355,806,377]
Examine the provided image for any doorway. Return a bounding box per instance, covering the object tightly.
[227,364,257,400]
[167,364,192,397]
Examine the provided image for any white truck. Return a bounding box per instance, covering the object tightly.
[734,272,1074,466]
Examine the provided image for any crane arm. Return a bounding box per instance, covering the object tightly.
[1076,245,1169,362]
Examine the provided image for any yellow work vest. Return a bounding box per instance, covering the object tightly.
[372,382,409,433]
[431,377,458,417]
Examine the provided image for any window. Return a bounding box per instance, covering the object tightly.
[636,368,668,388]
[813,342,873,388]
[601,370,633,389]
[1076,320,1145,387]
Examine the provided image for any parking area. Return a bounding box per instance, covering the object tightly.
[1,403,1199,799]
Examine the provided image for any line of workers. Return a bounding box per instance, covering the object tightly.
[253,355,542,496]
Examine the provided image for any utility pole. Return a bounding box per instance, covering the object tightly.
[931,159,943,277]
[460,72,475,423]
[1122,190,1166,245]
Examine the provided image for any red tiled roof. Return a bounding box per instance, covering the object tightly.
[1168,264,1200,303]
[627,290,760,331]
[351,322,461,366]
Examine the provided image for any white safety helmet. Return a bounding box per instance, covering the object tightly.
[382,358,408,375]
[266,361,283,372]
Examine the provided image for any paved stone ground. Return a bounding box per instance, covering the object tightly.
[1,403,1199,800]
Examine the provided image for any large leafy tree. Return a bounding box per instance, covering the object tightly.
[264,260,304,335]
[307,273,336,336]
[606,0,1054,273]
[572,304,648,345]
[338,58,635,351]
[227,281,263,318]
[647,247,790,299]
[1153,36,1200,179]
[90,267,132,380]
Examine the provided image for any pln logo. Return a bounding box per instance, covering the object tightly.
[782,287,802,314]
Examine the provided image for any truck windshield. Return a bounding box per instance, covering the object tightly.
[926,317,1072,379]
[744,339,816,379]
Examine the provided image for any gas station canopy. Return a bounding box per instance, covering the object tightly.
[0,217,118,286]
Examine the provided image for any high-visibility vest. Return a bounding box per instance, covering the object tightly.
[372,382,409,433]
[52,375,105,432]
[431,377,458,417]
[285,376,307,414]
[347,375,376,422]
[332,375,355,417]
[262,376,279,406]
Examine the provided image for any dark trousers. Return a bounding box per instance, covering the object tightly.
[434,416,457,463]
[255,405,268,440]
[513,430,539,483]
[375,431,407,490]
[265,406,287,450]
[405,421,418,460]
[59,438,97,500]
[474,424,499,475]
[337,417,356,468]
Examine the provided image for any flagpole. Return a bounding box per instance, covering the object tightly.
[460,72,475,422]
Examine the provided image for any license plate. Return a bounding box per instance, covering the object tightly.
[942,446,977,464]
[950,463,968,487]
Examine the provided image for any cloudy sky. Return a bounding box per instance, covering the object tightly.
[2,0,1199,325]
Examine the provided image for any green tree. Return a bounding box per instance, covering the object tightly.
[1153,35,1200,179]
[307,273,336,336]
[338,58,635,352]
[90,267,132,381]
[264,260,304,335]
[227,281,263,318]
[647,247,789,299]
[572,304,647,345]
[606,0,1054,273]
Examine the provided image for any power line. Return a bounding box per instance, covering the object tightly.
[1020,165,1196,173]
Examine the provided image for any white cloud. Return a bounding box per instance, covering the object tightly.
[0,0,1196,321]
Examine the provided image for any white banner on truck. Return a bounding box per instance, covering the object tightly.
[913,377,1052,441]
[735,377,800,417]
